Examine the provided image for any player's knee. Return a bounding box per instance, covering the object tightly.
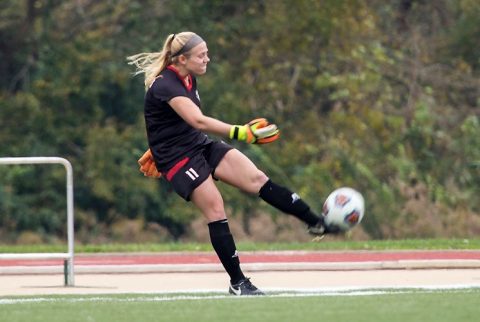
[203,199,227,222]
[249,170,269,194]
[206,208,227,222]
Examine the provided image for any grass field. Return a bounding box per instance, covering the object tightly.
[2,239,479,321]
[1,288,479,322]
[1,238,480,253]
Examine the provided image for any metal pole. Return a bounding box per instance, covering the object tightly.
[0,157,75,286]
[64,159,75,286]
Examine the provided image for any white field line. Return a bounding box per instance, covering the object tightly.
[1,285,479,305]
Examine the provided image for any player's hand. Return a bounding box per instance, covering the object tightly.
[138,149,162,178]
[229,118,280,144]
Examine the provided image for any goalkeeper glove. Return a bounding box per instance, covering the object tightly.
[229,118,280,144]
[138,148,162,179]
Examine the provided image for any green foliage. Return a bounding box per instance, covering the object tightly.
[1,0,479,242]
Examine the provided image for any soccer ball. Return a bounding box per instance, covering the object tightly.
[322,187,365,232]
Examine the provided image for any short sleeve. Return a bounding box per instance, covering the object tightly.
[150,74,187,102]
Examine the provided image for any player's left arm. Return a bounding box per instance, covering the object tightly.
[169,96,280,144]
[169,96,232,136]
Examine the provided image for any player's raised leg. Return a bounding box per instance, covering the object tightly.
[214,149,329,235]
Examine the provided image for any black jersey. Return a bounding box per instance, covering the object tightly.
[144,66,212,172]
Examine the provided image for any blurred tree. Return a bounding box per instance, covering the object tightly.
[0,0,479,242]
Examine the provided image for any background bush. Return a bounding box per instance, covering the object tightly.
[0,0,479,243]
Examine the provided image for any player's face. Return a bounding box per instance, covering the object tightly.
[185,42,210,76]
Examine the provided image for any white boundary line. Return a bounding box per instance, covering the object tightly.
[1,285,479,305]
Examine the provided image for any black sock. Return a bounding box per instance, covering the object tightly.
[259,179,320,226]
[208,219,245,284]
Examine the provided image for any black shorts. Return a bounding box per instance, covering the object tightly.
[165,141,233,201]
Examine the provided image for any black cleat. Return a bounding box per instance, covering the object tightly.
[308,217,341,239]
[308,216,327,237]
[229,278,265,296]
[307,222,327,236]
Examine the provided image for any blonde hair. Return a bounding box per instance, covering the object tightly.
[127,32,199,89]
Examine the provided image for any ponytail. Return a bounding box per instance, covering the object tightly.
[127,32,200,89]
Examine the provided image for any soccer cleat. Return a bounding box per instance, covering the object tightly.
[229,277,265,296]
[307,217,327,237]
[308,217,341,239]
[307,222,326,236]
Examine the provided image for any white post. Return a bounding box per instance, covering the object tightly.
[0,157,75,286]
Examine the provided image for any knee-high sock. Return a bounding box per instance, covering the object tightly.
[208,219,245,284]
[259,179,320,226]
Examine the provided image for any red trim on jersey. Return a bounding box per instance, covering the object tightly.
[166,157,190,181]
[166,65,193,91]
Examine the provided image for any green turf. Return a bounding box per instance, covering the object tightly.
[1,289,479,322]
[1,238,480,253]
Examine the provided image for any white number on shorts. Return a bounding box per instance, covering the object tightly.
[185,168,199,181]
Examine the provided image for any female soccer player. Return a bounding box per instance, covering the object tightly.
[128,32,333,296]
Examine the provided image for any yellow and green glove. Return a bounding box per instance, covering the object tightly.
[229,118,280,144]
